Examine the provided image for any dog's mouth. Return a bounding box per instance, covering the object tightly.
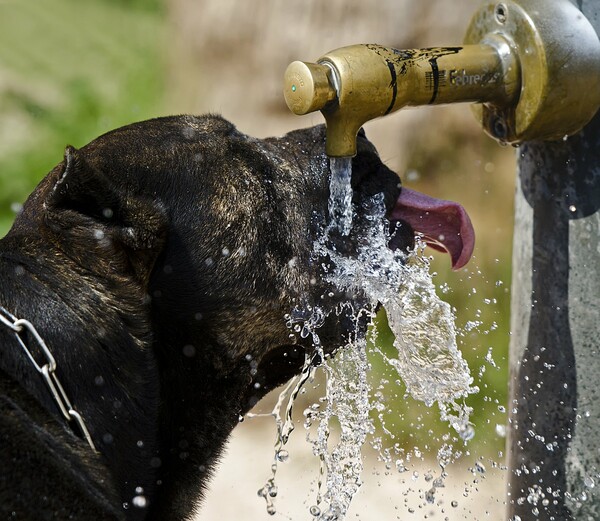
[389,187,475,270]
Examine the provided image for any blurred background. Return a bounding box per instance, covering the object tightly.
[0,0,516,518]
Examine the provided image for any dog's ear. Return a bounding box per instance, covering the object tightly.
[47,145,121,214]
[45,146,168,284]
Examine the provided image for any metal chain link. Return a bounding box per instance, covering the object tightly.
[0,305,97,452]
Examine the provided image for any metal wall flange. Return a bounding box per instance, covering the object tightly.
[465,0,600,144]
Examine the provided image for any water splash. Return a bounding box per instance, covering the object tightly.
[317,193,475,427]
[257,162,476,519]
[307,329,373,520]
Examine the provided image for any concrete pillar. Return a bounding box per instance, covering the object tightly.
[507,2,600,518]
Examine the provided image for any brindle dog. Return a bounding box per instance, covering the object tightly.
[0,115,420,521]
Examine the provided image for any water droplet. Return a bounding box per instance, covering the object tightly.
[425,487,436,504]
[310,505,321,516]
[132,495,147,508]
[451,500,458,507]
[496,424,506,437]
[276,450,289,462]
[584,476,595,489]
[406,169,420,182]
[459,425,475,442]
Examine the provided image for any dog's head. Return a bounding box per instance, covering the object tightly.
[15,115,472,412]
[2,115,474,515]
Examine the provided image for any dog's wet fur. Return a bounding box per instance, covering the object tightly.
[0,115,410,520]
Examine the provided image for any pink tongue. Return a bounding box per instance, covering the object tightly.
[389,187,475,270]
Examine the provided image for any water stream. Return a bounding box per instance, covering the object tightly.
[257,158,476,519]
[327,157,354,236]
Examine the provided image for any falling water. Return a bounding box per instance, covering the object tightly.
[256,355,316,515]
[307,334,373,520]
[316,190,476,436]
[257,160,476,519]
[328,157,353,236]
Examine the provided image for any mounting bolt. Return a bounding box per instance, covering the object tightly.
[495,3,508,24]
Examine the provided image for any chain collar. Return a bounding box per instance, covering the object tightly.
[0,305,97,452]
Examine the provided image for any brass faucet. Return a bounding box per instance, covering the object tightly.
[284,0,600,157]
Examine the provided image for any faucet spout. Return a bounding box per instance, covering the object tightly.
[284,40,519,157]
[284,0,600,157]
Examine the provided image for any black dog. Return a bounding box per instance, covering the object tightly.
[0,115,472,520]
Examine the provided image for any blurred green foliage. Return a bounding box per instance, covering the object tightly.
[0,0,165,236]
[102,0,165,13]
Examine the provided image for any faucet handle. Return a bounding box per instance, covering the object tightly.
[284,61,337,115]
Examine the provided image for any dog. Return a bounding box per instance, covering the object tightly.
[0,115,473,520]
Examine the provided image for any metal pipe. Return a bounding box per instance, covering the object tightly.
[506,1,600,518]
[284,40,518,156]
